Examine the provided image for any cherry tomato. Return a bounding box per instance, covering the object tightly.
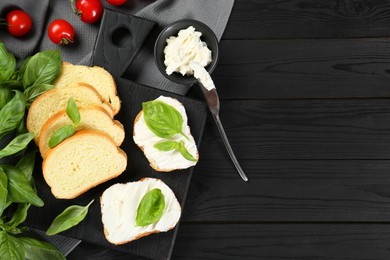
[75,0,103,24]
[48,19,75,45]
[6,10,32,37]
[106,0,127,6]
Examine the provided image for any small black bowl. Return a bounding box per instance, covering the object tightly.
[154,19,219,85]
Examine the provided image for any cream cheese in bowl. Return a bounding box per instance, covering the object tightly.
[164,26,212,76]
[154,19,219,86]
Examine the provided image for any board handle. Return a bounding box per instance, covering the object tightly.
[92,8,156,77]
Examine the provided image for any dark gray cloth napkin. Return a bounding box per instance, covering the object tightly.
[0,0,234,256]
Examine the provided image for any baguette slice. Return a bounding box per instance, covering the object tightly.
[101,178,181,245]
[39,106,125,158]
[54,62,121,115]
[27,83,113,143]
[43,130,127,199]
[133,96,199,172]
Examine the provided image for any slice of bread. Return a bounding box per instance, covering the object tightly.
[100,178,181,245]
[43,130,127,199]
[39,106,125,158]
[27,83,113,143]
[54,62,121,115]
[133,96,199,172]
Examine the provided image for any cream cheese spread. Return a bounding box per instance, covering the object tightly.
[101,178,181,244]
[133,96,198,171]
[164,26,212,76]
[189,61,216,90]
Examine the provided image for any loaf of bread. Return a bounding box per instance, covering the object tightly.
[54,62,121,115]
[43,130,127,199]
[27,83,113,143]
[133,96,199,172]
[100,178,181,245]
[39,106,125,158]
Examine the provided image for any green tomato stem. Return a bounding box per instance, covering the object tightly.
[69,0,82,17]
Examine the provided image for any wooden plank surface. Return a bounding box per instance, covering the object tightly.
[206,39,390,100]
[69,224,390,260]
[200,99,390,160]
[183,159,390,221]
[224,0,390,39]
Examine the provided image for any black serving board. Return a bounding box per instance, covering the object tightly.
[25,9,207,260]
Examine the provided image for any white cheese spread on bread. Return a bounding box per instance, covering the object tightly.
[133,96,198,172]
[100,178,181,245]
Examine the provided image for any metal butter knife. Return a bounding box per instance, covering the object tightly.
[197,81,248,182]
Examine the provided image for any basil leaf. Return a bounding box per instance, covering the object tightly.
[154,140,198,162]
[22,50,61,89]
[16,150,36,184]
[0,231,25,260]
[2,165,44,207]
[0,169,7,216]
[0,42,16,82]
[153,140,177,151]
[0,88,11,110]
[19,237,65,260]
[48,125,75,148]
[136,189,165,227]
[176,141,198,162]
[24,83,54,106]
[17,56,31,83]
[0,132,34,159]
[66,98,80,125]
[46,200,94,236]
[7,203,31,229]
[0,91,26,139]
[142,100,188,140]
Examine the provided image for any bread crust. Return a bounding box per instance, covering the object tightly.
[133,111,199,172]
[57,62,121,115]
[27,82,114,143]
[42,130,127,199]
[100,178,179,245]
[39,105,124,158]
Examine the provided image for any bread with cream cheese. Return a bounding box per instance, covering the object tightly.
[133,96,199,172]
[100,177,181,245]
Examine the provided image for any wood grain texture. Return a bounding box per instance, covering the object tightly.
[199,99,390,160]
[183,159,390,221]
[68,224,390,259]
[204,39,390,100]
[224,0,390,39]
[172,224,390,260]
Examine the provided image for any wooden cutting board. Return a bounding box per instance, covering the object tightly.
[26,9,207,260]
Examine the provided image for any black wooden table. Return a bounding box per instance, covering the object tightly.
[68,0,390,259]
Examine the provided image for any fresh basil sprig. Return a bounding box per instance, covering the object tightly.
[0,170,7,216]
[0,90,26,139]
[154,140,198,162]
[48,125,75,149]
[46,200,94,236]
[142,100,189,140]
[0,230,25,260]
[0,132,34,159]
[66,98,80,125]
[0,42,16,82]
[19,237,66,260]
[24,83,54,106]
[0,88,11,110]
[1,165,44,207]
[22,50,61,89]
[136,189,165,227]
